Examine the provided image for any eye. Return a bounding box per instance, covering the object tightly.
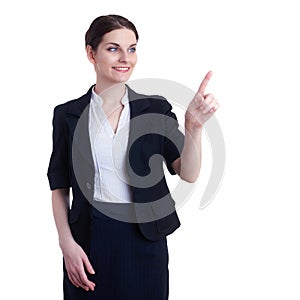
[107,47,118,52]
[128,47,136,53]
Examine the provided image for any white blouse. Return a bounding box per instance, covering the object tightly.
[89,87,132,203]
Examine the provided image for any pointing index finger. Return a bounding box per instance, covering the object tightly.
[198,70,213,95]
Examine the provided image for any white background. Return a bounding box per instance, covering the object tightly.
[1,0,299,299]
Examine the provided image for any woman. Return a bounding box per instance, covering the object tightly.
[47,14,219,300]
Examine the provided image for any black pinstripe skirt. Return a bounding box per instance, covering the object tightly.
[63,205,169,300]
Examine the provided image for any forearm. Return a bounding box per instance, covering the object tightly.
[51,188,95,290]
[179,125,203,183]
[51,188,74,248]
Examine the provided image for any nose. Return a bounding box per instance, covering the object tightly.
[119,50,129,63]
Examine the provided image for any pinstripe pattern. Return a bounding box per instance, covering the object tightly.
[63,206,169,299]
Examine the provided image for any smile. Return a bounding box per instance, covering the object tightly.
[112,67,130,72]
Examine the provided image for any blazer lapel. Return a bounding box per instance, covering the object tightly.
[66,86,94,168]
[127,84,151,118]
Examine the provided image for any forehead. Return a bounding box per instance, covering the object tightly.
[101,28,137,45]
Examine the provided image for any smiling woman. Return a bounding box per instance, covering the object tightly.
[86,28,138,92]
[47,14,219,300]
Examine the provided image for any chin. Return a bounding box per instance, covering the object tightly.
[113,75,131,83]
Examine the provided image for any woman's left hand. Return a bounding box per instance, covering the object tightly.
[185,71,220,131]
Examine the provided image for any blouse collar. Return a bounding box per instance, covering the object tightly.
[91,86,129,106]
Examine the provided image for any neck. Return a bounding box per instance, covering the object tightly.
[94,81,126,107]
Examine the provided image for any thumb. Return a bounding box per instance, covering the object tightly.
[82,254,95,274]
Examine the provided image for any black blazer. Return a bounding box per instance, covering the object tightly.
[47,85,184,252]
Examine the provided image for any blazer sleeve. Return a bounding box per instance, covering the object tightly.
[162,101,185,175]
[47,105,71,190]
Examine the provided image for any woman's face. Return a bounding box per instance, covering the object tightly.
[88,28,137,86]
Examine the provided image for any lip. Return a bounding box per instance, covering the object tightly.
[112,67,130,73]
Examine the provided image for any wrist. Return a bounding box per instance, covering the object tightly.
[59,235,75,251]
[185,121,203,136]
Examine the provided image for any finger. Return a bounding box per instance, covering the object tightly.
[78,269,95,291]
[198,70,213,96]
[79,256,96,290]
[67,267,84,289]
[199,94,214,112]
[65,262,81,288]
[68,272,80,288]
[82,255,95,275]
[69,268,89,290]
[204,93,215,105]
[203,98,218,114]
[69,264,93,291]
[209,102,220,113]
[204,100,219,115]
[202,95,216,113]
[73,271,91,291]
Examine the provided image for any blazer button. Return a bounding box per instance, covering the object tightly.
[86,182,91,189]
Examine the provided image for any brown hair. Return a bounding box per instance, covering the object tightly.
[85,14,139,51]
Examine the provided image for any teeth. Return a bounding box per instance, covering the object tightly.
[114,67,129,71]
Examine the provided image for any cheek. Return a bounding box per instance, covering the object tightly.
[97,59,113,74]
[96,52,114,67]
[131,55,137,67]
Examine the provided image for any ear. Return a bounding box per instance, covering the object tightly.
[86,45,96,65]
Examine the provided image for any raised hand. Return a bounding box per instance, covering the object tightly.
[185,71,220,130]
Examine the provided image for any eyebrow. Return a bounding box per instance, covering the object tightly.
[105,42,137,47]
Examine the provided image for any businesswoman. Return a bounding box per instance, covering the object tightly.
[47,14,219,299]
